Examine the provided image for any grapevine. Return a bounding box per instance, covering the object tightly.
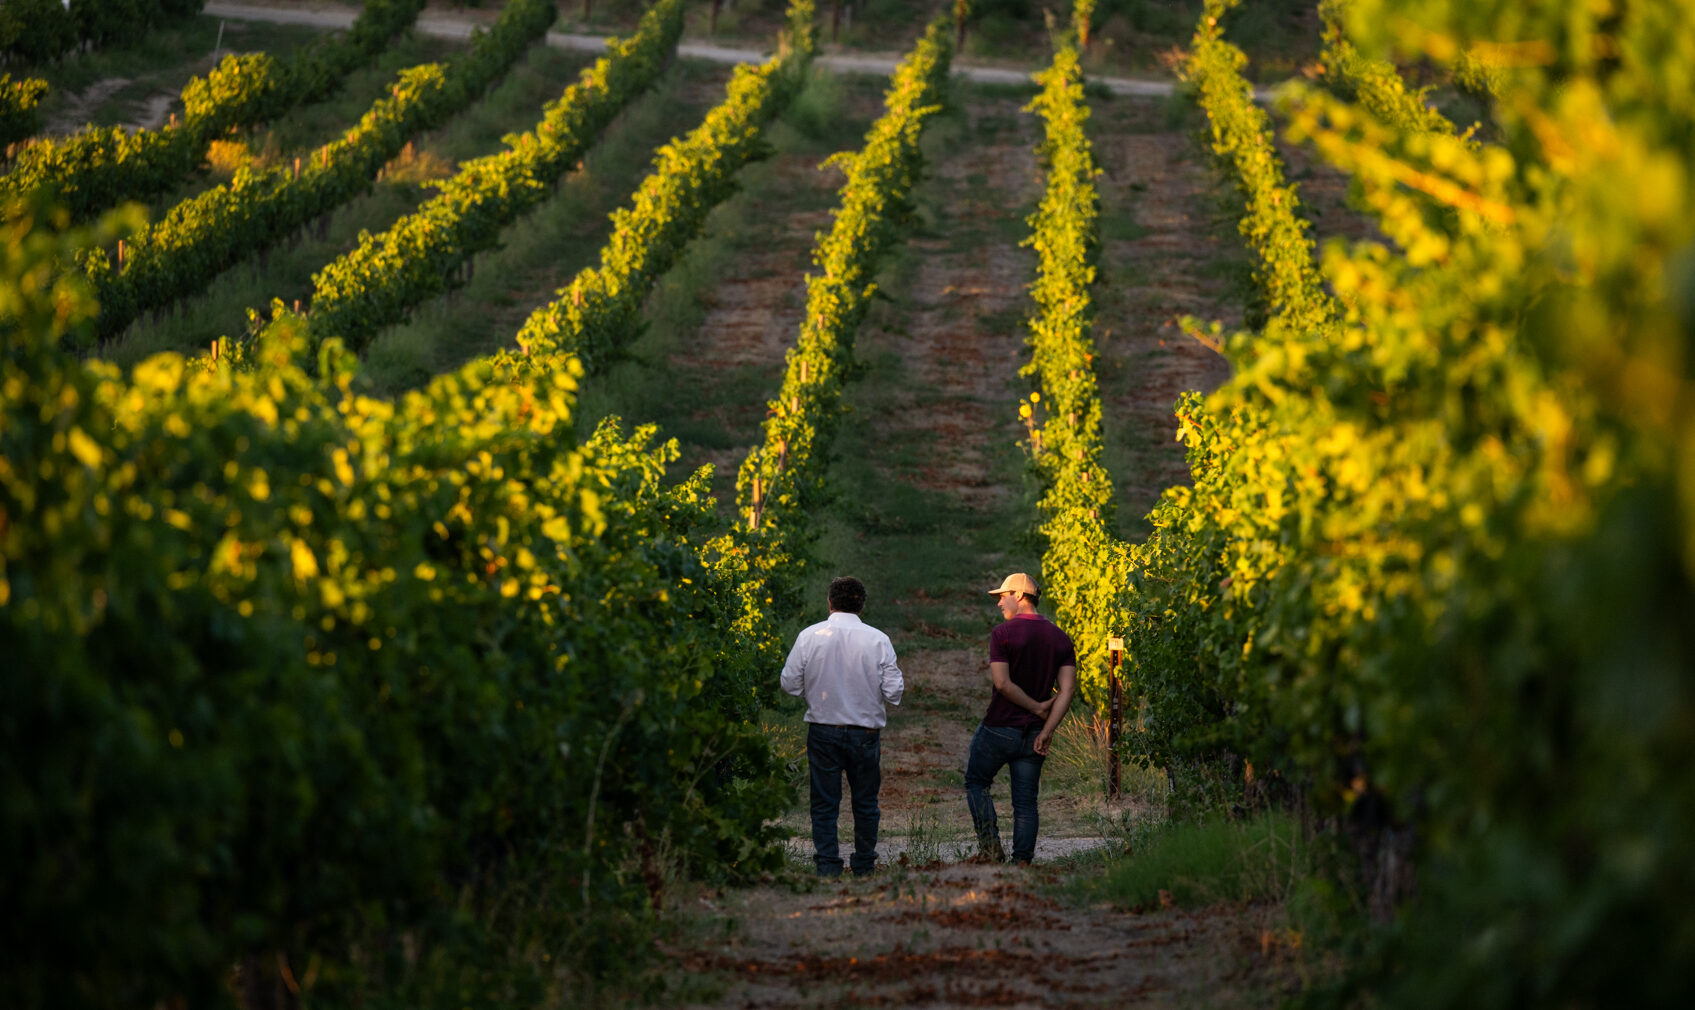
[1118,0,1695,1001]
[0,0,425,223]
[0,74,47,151]
[729,17,953,654]
[4,188,787,1010]
[1015,41,1130,707]
[516,3,817,372]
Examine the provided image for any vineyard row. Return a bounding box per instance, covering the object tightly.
[730,16,954,653]
[1016,42,1127,706]
[1,0,425,223]
[1113,0,1694,1003]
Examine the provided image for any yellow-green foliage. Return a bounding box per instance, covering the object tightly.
[1318,0,1459,140]
[1,191,787,1007]
[81,0,557,348]
[1072,0,1097,46]
[0,74,47,149]
[1183,0,1334,334]
[1127,0,1695,1001]
[1016,42,1127,706]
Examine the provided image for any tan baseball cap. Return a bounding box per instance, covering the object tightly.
[987,573,1039,597]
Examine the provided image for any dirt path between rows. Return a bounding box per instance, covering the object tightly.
[1089,98,1239,528]
[667,863,1291,1008]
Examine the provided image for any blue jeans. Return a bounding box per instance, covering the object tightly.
[807,723,882,877]
[964,722,1046,863]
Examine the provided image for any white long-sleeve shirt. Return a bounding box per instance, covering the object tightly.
[780,611,904,728]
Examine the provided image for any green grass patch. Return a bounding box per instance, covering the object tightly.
[781,66,852,143]
[1073,812,1308,910]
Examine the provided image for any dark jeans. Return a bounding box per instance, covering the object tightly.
[807,723,882,877]
[964,722,1046,863]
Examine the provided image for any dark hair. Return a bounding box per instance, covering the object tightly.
[828,576,867,614]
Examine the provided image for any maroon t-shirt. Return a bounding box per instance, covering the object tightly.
[984,613,1077,729]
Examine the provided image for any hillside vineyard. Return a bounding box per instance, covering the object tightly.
[3,0,1691,1006]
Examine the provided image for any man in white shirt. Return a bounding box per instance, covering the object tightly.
[780,576,905,877]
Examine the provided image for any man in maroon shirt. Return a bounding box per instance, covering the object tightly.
[965,573,1078,864]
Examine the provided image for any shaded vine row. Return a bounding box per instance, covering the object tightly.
[79,0,556,347]
[302,0,686,353]
[1,0,425,222]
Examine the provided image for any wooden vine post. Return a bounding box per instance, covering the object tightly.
[1107,635,1124,799]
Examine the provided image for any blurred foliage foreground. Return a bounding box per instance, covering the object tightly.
[1100,0,1695,1005]
[0,197,789,1008]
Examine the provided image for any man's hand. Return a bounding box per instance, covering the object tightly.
[1032,665,1077,758]
[991,661,1053,718]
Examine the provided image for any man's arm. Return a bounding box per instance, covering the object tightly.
[880,638,905,707]
[780,634,809,697]
[1032,664,1077,756]
[990,661,1055,719]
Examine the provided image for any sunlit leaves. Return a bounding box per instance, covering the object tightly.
[1017,43,1125,704]
[1132,1,1695,1000]
[0,74,47,149]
